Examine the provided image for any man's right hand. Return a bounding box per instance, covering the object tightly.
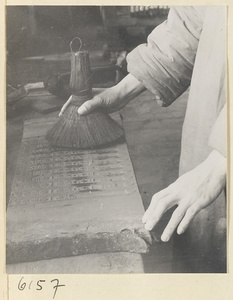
[59,74,146,116]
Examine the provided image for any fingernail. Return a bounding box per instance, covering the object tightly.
[144,224,152,231]
[177,227,183,235]
[161,234,169,242]
[78,106,87,115]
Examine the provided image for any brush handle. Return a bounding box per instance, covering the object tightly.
[69,37,83,52]
[70,50,93,105]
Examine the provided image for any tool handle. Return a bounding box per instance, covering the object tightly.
[69,38,93,103]
[69,37,83,53]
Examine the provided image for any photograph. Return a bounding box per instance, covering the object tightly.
[5,5,227,275]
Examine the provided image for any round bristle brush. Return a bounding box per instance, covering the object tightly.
[46,37,124,149]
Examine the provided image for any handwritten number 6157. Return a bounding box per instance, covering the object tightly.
[18,277,65,299]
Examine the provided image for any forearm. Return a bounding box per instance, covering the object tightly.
[110,73,146,102]
[202,150,226,188]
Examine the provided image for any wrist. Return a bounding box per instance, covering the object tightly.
[111,74,146,101]
[205,150,226,182]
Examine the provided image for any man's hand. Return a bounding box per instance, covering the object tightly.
[59,89,106,117]
[142,150,226,242]
[59,74,146,116]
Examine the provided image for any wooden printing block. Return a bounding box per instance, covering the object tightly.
[6,116,152,264]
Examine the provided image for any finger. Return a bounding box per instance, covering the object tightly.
[78,96,104,115]
[161,205,186,242]
[142,188,170,224]
[144,194,177,231]
[177,202,202,235]
[59,96,72,117]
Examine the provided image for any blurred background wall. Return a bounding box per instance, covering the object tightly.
[6,6,169,59]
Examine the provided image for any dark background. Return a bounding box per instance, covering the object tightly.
[6,6,168,86]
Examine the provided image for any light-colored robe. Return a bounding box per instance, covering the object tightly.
[127,6,226,272]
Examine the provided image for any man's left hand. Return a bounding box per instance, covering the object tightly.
[142,150,226,242]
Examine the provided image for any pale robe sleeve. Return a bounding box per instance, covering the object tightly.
[127,6,226,157]
[126,6,205,107]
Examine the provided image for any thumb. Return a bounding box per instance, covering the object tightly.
[59,95,72,117]
[78,96,104,115]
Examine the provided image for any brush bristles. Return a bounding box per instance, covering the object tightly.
[46,105,124,149]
